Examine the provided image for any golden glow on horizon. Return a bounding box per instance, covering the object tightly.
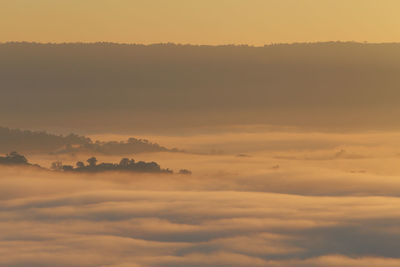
[1,0,400,45]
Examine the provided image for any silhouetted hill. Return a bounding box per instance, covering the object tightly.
[0,152,190,174]
[53,156,176,174]
[0,126,173,155]
[1,42,400,132]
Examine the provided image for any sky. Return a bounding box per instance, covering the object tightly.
[1,0,400,45]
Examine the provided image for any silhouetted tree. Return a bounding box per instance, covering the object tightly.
[87,157,97,167]
[119,158,130,167]
[51,161,63,171]
[62,165,74,171]
[76,161,85,168]
[179,169,192,175]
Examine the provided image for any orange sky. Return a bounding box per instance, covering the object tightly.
[1,0,400,45]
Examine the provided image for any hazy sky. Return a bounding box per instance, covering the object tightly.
[2,0,400,45]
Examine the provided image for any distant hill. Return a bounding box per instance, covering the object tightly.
[1,42,400,132]
[0,126,175,155]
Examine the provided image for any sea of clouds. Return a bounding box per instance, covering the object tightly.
[2,129,400,266]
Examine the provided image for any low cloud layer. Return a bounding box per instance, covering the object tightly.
[2,173,400,267]
[2,129,400,266]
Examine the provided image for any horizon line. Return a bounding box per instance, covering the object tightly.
[2,41,400,47]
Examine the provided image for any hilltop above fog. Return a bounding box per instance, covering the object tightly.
[0,126,179,155]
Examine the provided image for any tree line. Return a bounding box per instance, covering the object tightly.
[0,152,191,175]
